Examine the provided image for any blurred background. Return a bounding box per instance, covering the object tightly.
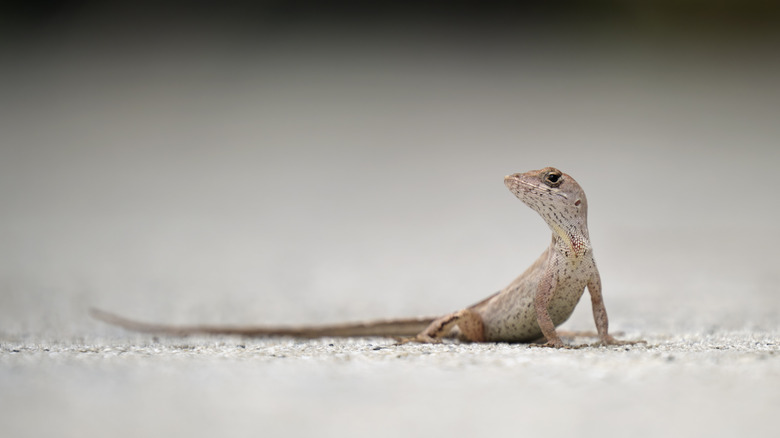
[1,1,779,336]
[2,3,779,438]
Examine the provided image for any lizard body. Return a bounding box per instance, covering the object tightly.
[93,167,636,347]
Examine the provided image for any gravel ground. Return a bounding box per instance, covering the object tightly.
[1,331,778,438]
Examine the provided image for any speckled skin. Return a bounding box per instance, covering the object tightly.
[414,167,629,347]
[474,244,596,342]
[475,167,596,342]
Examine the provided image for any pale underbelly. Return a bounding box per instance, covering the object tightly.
[480,281,588,342]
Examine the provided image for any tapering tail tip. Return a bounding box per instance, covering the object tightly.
[90,307,124,325]
[90,307,171,334]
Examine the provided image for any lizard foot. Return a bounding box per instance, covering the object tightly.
[529,338,567,349]
[395,334,443,345]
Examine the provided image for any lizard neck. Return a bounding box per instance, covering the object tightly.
[549,222,591,260]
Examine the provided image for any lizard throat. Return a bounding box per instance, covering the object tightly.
[551,223,590,259]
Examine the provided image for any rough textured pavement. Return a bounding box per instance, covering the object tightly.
[2,332,777,438]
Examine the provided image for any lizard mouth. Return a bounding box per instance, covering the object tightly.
[504,175,568,200]
[504,174,539,193]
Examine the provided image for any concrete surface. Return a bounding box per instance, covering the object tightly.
[2,331,777,438]
[2,18,779,438]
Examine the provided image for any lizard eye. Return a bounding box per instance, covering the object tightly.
[544,171,563,188]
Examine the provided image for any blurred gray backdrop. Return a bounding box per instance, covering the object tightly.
[2,3,778,335]
[1,2,779,437]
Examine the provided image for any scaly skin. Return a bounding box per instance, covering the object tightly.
[93,167,640,348]
[412,167,638,347]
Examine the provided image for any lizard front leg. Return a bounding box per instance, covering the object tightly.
[588,272,643,346]
[533,265,564,348]
[406,309,485,343]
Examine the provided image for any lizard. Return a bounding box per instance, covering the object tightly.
[92,167,639,347]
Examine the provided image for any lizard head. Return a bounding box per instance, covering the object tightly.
[504,167,591,251]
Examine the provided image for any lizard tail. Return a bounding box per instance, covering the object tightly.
[90,308,435,338]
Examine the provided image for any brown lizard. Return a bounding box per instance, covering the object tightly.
[92,167,638,347]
